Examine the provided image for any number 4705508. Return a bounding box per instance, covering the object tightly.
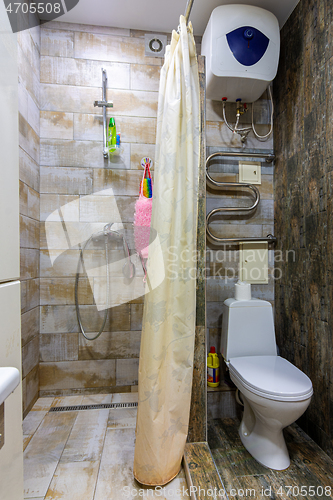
[277,485,332,497]
[5,3,62,14]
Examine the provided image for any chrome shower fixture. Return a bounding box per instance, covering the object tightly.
[94,68,113,158]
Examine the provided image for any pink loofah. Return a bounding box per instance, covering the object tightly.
[134,163,153,259]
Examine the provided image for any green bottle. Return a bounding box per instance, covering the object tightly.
[108,117,117,153]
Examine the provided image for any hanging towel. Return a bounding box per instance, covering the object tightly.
[134,162,153,259]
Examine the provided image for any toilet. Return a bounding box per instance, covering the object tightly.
[221,286,313,470]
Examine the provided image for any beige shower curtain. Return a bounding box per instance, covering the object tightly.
[133,15,200,486]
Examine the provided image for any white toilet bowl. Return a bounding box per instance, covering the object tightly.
[229,355,313,470]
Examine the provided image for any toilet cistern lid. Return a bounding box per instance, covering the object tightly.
[229,356,313,401]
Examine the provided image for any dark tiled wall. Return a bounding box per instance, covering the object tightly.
[274,0,332,457]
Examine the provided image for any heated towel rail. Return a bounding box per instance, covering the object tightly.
[206,151,277,246]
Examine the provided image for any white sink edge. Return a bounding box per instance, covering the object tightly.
[0,367,20,406]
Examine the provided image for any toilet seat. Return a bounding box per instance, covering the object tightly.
[229,355,313,402]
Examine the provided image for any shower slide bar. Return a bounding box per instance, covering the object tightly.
[206,151,277,246]
[94,68,113,158]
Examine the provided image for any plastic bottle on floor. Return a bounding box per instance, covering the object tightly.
[207,346,220,387]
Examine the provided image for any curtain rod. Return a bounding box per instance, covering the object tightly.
[184,0,194,24]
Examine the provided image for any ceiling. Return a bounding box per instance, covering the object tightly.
[53,0,300,36]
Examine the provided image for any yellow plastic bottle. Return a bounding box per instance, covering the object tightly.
[207,346,220,387]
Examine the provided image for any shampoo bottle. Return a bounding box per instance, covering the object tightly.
[108,117,117,153]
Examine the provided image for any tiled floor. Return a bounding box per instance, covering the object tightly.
[23,393,189,500]
[209,417,333,499]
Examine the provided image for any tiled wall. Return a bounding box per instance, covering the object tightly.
[18,21,40,416]
[205,101,275,374]
[38,22,166,395]
[274,0,332,457]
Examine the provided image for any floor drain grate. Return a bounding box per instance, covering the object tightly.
[49,402,138,412]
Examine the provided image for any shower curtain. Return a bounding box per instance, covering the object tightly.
[133,15,200,486]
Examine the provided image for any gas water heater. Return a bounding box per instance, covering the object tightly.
[201,4,280,103]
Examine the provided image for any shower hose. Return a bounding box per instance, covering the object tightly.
[75,223,135,341]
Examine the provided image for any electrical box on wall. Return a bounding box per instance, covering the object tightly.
[240,242,268,284]
[239,161,261,184]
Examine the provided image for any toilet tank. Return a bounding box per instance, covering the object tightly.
[221,298,277,361]
[201,4,280,102]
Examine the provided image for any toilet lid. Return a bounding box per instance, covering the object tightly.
[229,356,313,401]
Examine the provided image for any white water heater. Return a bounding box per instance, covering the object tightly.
[201,4,280,102]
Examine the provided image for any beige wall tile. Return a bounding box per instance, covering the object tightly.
[41,84,157,117]
[21,306,39,347]
[92,168,142,196]
[41,56,130,89]
[40,166,93,194]
[74,112,156,146]
[74,31,163,66]
[130,143,155,169]
[27,185,40,220]
[40,194,79,222]
[20,214,39,249]
[79,331,141,360]
[40,248,93,277]
[42,22,130,37]
[18,28,40,79]
[19,113,39,164]
[40,303,130,334]
[40,220,107,251]
[23,364,39,416]
[39,360,116,390]
[20,248,39,280]
[259,174,274,200]
[206,121,274,150]
[72,115,157,145]
[130,63,160,91]
[18,44,40,107]
[130,303,143,331]
[40,332,79,362]
[92,275,145,308]
[40,139,106,169]
[41,29,74,57]
[40,83,101,114]
[28,93,40,136]
[20,180,28,216]
[116,358,139,386]
[21,280,27,312]
[19,147,39,192]
[22,335,39,378]
[40,304,78,333]
[115,116,157,144]
[79,194,136,223]
[18,80,29,121]
[26,278,39,311]
[40,277,93,305]
[40,111,74,140]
